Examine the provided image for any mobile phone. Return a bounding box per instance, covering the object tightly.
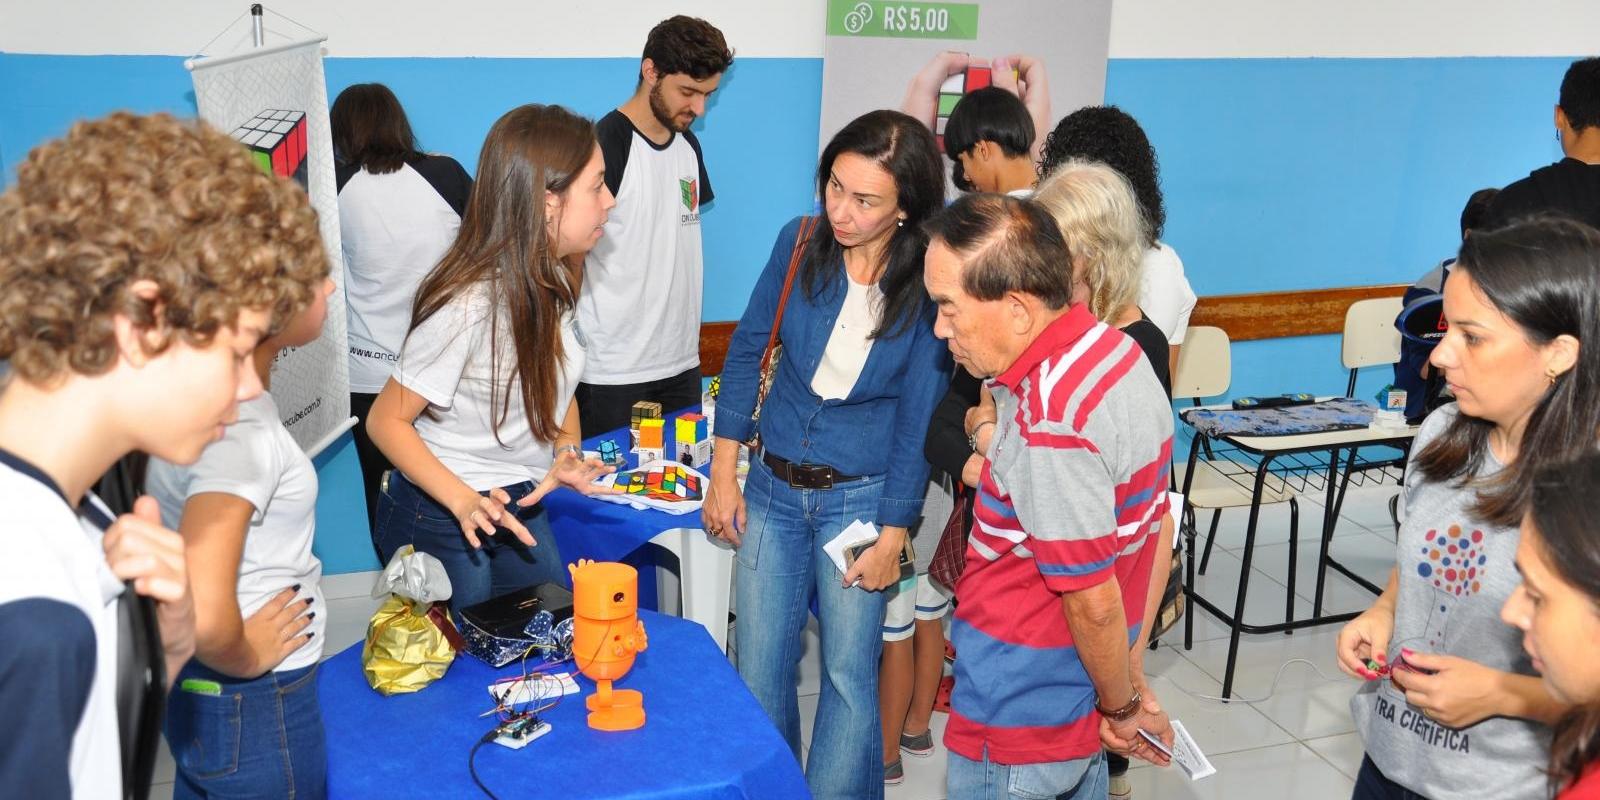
[1392,652,1437,676]
[1136,729,1172,758]
[844,537,916,581]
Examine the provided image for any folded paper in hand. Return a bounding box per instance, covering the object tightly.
[823,519,879,575]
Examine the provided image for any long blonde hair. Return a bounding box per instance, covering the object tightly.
[1032,159,1145,322]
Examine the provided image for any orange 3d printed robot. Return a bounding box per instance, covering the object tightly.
[569,559,649,731]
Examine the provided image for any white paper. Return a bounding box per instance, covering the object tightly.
[488,672,580,705]
[1168,492,1185,550]
[823,519,879,575]
[1140,720,1215,780]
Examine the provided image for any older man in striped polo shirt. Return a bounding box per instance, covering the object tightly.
[922,193,1176,799]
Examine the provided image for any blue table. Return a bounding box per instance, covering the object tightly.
[542,411,736,651]
[320,610,808,799]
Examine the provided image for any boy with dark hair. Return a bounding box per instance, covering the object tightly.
[1484,57,1600,229]
[576,16,734,437]
[943,86,1038,195]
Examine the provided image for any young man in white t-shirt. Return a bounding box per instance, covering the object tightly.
[146,276,333,799]
[575,15,733,437]
[0,112,328,799]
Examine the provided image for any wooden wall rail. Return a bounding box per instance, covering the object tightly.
[697,283,1410,376]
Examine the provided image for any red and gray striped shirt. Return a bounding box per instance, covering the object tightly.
[945,303,1174,765]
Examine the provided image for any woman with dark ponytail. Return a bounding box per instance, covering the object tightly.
[1503,451,1600,799]
[1337,215,1600,800]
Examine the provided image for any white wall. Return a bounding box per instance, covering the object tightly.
[1108,0,1600,58]
[3,0,1596,59]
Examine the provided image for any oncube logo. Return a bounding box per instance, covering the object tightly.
[680,178,699,212]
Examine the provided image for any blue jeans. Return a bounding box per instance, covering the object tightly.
[165,660,325,799]
[374,470,567,612]
[1352,756,1429,800]
[734,458,889,800]
[947,747,1106,800]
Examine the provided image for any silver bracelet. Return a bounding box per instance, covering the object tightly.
[554,443,582,460]
[967,420,995,452]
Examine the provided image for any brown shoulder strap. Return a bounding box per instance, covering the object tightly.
[758,216,818,374]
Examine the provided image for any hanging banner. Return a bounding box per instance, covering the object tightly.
[187,38,352,456]
[820,0,1112,188]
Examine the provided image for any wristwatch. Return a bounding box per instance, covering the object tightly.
[967,420,995,453]
[1095,689,1142,722]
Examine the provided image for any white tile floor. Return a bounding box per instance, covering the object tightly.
[150,483,1402,800]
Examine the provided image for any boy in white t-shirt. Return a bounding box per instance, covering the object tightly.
[0,112,328,799]
[575,15,733,437]
[146,275,333,799]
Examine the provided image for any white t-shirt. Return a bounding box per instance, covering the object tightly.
[811,276,883,401]
[1138,242,1197,345]
[0,457,123,799]
[578,110,712,385]
[338,158,470,393]
[394,284,585,490]
[146,393,327,672]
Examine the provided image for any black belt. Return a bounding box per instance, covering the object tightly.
[761,449,861,490]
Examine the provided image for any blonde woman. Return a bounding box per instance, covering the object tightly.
[1033,159,1170,394]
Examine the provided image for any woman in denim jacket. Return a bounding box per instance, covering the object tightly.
[703,110,950,800]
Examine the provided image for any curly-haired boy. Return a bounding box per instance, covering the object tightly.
[0,111,327,798]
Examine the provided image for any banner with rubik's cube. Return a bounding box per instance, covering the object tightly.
[187,38,350,458]
[234,110,309,190]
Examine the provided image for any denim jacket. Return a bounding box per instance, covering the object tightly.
[714,216,952,528]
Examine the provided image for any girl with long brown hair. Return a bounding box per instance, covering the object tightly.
[367,104,617,610]
[1504,452,1600,799]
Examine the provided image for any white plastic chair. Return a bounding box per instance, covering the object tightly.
[1338,296,1407,534]
[1341,297,1404,396]
[1171,327,1301,578]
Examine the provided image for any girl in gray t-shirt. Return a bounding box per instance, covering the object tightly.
[1345,405,1552,799]
[1335,215,1600,798]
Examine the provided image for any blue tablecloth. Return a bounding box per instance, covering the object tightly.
[543,411,708,606]
[320,610,808,799]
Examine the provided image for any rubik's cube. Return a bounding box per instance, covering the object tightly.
[620,465,703,503]
[638,418,665,450]
[630,401,663,432]
[707,375,721,400]
[233,110,308,190]
[674,412,712,467]
[675,413,707,446]
[935,67,991,151]
[597,438,624,465]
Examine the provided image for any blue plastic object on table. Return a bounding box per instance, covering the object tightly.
[542,408,707,608]
[319,610,807,799]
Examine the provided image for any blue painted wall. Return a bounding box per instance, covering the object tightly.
[0,52,1576,571]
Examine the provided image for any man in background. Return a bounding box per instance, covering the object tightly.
[576,16,733,437]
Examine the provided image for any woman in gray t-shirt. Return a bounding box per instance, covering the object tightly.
[1336,217,1600,799]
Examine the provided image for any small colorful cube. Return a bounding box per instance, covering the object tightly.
[232,109,309,190]
[638,418,665,449]
[597,439,623,465]
[630,401,663,430]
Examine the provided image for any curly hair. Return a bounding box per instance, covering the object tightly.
[1033,160,1146,322]
[0,112,328,385]
[641,15,733,83]
[1038,105,1166,246]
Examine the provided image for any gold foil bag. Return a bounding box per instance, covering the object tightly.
[361,545,456,695]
